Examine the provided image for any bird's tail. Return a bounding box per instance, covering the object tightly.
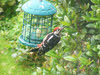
[29,47,39,52]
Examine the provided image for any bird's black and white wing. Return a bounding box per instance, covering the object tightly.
[38,33,60,55]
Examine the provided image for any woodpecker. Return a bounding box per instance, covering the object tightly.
[30,27,64,56]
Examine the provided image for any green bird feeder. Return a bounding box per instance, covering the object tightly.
[19,0,56,47]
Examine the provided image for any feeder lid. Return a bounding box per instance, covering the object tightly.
[22,0,56,16]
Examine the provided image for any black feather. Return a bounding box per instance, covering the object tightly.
[37,33,60,56]
[29,47,39,52]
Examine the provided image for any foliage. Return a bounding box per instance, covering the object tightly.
[31,0,100,74]
[0,0,28,19]
[0,0,100,75]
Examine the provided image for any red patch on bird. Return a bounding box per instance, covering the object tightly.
[37,43,43,48]
[53,27,59,32]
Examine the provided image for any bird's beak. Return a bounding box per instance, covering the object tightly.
[60,27,64,31]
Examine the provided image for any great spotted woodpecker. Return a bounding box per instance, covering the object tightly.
[30,27,64,56]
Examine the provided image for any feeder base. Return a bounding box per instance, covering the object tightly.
[19,35,42,47]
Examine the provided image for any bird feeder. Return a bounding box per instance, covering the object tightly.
[19,0,56,47]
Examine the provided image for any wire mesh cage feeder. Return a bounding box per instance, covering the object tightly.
[19,0,56,47]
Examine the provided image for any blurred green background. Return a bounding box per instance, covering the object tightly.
[0,0,100,75]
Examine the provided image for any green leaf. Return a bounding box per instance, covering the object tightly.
[64,15,70,23]
[46,51,61,58]
[80,34,85,39]
[0,7,4,12]
[77,72,87,75]
[96,9,100,14]
[84,3,90,10]
[82,16,91,21]
[91,0,100,4]
[32,72,38,75]
[82,28,87,34]
[87,44,91,50]
[96,9,100,18]
[86,51,93,57]
[77,51,82,57]
[94,34,100,40]
[92,47,98,52]
[82,16,100,21]
[61,15,71,26]
[56,64,64,71]
[86,24,96,28]
[97,45,100,49]
[36,67,42,74]
[79,57,89,65]
[88,29,95,34]
[91,5,99,10]
[63,56,77,62]
[42,69,48,75]
[61,21,70,26]
[90,17,100,21]
[51,68,56,75]
[98,51,100,57]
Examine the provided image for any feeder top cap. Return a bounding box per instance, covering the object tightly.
[22,0,57,16]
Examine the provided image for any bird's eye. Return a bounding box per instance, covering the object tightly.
[57,29,59,31]
[58,29,60,31]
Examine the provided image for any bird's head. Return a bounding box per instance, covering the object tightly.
[53,27,64,35]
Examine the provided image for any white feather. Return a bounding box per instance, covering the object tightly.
[47,35,53,42]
